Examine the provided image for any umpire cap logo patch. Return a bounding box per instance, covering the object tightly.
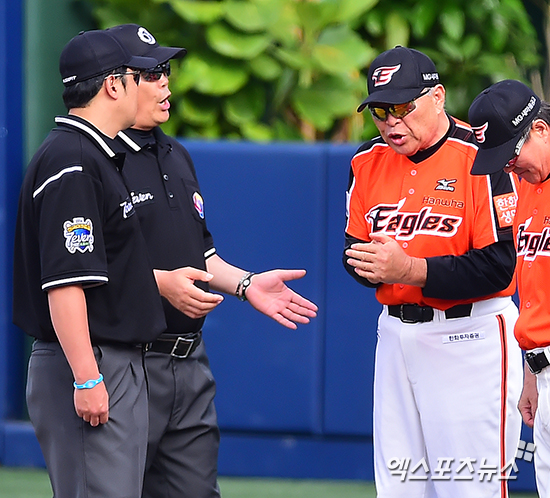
[137,27,156,45]
[64,217,94,254]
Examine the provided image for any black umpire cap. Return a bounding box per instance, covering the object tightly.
[106,24,187,64]
[59,29,158,87]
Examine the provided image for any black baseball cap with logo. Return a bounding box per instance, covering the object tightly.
[106,24,187,64]
[357,46,440,112]
[469,79,541,175]
[59,29,158,87]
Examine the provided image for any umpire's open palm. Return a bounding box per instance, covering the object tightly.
[245,270,318,329]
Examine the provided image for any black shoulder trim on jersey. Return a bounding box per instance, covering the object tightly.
[489,169,516,197]
[448,117,475,144]
[407,115,475,164]
[355,136,385,156]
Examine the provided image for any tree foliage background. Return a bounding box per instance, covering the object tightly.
[84,0,547,142]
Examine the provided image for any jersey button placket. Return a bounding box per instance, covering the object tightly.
[159,162,177,208]
[408,170,416,195]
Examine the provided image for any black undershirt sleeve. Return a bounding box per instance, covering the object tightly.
[343,234,516,299]
[423,240,516,300]
[342,234,381,289]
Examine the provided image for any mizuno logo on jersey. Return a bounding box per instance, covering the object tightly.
[366,198,462,241]
[472,122,488,143]
[435,179,457,192]
[371,65,401,87]
[517,217,550,261]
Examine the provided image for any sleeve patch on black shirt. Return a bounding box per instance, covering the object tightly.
[64,217,94,253]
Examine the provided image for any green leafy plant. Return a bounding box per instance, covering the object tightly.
[87,0,541,142]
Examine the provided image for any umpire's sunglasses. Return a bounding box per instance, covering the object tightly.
[368,88,432,122]
[141,61,171,82]
[106,69,141,85]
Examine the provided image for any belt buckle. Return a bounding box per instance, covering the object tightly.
[399,306,418,324]
[171,337,194,358]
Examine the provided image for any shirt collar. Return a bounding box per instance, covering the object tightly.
[407,114,453,164]
[55,115,118,158]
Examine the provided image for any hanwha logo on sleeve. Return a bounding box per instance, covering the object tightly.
[193,192,205,219]
[472,122,489,143]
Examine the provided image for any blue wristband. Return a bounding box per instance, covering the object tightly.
[73,374,104,390]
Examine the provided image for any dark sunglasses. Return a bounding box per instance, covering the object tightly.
[368,88,432,122]
[141,61,171,82]
[107,70,141,85]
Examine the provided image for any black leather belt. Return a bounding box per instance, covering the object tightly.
[525,350,550,374]
[388,303,473,324]
[146,332,202,358]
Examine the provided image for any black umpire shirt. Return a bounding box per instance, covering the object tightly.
[115,127,215,336]
[13,115,166,344]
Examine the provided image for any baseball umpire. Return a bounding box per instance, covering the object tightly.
[343,46,523,497]
[12,30,164,498]
[469,79,550,498]
[106,24,318,498]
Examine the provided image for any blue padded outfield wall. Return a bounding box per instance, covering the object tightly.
[0,0,537,491]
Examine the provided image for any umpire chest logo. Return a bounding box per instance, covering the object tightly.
[119,199,135,219]
[63,217,94,254]
[366,198,462,241]
[131,190,155,207]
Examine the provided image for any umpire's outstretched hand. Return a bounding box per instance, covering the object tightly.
[245,269,318,329]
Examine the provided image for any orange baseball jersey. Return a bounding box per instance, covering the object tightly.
[345,116,518,310]
[514,179,550,350]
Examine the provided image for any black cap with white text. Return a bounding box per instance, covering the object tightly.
[357,46,440,112]
[469,79,540,175]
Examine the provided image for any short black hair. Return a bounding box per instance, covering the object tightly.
[62,66,128,110]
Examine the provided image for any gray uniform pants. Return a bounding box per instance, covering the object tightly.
[27,340,148,498]
[143,340,221,498]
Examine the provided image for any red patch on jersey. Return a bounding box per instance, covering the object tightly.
[493,192,517,228]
